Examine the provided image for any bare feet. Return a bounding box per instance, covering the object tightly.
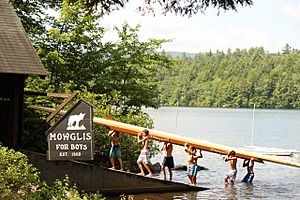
[146,173,154,177]
[109,167,115,170]
[120,168,124,171]
[138,172,145,176]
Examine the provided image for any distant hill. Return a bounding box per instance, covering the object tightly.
[165,51,197,58]
[157,47,300,109]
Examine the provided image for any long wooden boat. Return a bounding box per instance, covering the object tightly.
[28,105,300,168]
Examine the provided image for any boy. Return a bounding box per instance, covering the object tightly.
[224,150,237,185]
[161,142,174,180]
[242,158,255,183]
[192,148,203,185]
[185,144,203,185]
[108,129,123,170]
[137,129,154,177]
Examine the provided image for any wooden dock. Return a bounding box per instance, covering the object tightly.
[23,150,207,194]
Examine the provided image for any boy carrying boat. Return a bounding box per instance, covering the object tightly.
[242,158,255,183]
[224,150,237,185]
[185,143,203,185]
[137,129,154,177]
[161,142,174,180]
[108,129,123,170]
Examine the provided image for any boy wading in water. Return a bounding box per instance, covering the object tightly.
[185,144,203,185]
[161,142,174,180]
[108,130,123,170]
[242,158,255,183]
[137,129,154,177]
[224,150,238,185]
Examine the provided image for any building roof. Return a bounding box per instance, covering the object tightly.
[0,0,47,76]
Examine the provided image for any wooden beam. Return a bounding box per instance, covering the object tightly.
[27,105,66,115]
[47,93,72,98]
[25,91,72,98]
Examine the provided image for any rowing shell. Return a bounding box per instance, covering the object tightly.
[28,105,300,168]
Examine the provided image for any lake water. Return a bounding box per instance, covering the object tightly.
[133,107,300,199]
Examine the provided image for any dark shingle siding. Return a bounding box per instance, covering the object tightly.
[0,0,47,75]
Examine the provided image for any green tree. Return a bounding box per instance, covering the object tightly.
[88,23,172,108]
[0,145,40,199]
[86,0,253,16]
[157,47,300,109]
[35,1,171,109]
[12,0,254,27]
[0,145,105,199]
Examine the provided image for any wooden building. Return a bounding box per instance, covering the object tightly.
[0,0,47,148]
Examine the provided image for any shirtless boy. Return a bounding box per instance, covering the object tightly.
[242,158,255,183]
[224,150,238,185]
[137,129,154,177]
[108,130,123,170]
[185,144,203,185]
[161,142,174,180]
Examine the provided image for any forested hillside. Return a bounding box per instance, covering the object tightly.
[157,46,300,109]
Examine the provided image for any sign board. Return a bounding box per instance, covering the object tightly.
[46,100,94,160]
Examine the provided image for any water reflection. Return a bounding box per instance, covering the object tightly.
[224,184,237,200]
[124,180,300,200]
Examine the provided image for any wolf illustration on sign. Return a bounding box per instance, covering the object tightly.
[67,113,86,130]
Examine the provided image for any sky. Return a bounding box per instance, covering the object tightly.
[100,0,300,54]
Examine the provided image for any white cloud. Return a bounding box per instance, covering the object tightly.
[282,3,300,23]
[100,1,300,53]
[153,21,275,53]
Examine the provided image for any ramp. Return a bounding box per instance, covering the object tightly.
[23,150,207,194]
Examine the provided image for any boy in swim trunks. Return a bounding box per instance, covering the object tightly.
[185,144,203,185]
[137,129,154,177]
[242,158,255,183]
[192,148,203,185]
[224,150,238,185]
[108,129,123,170]
[161,142,174,180]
